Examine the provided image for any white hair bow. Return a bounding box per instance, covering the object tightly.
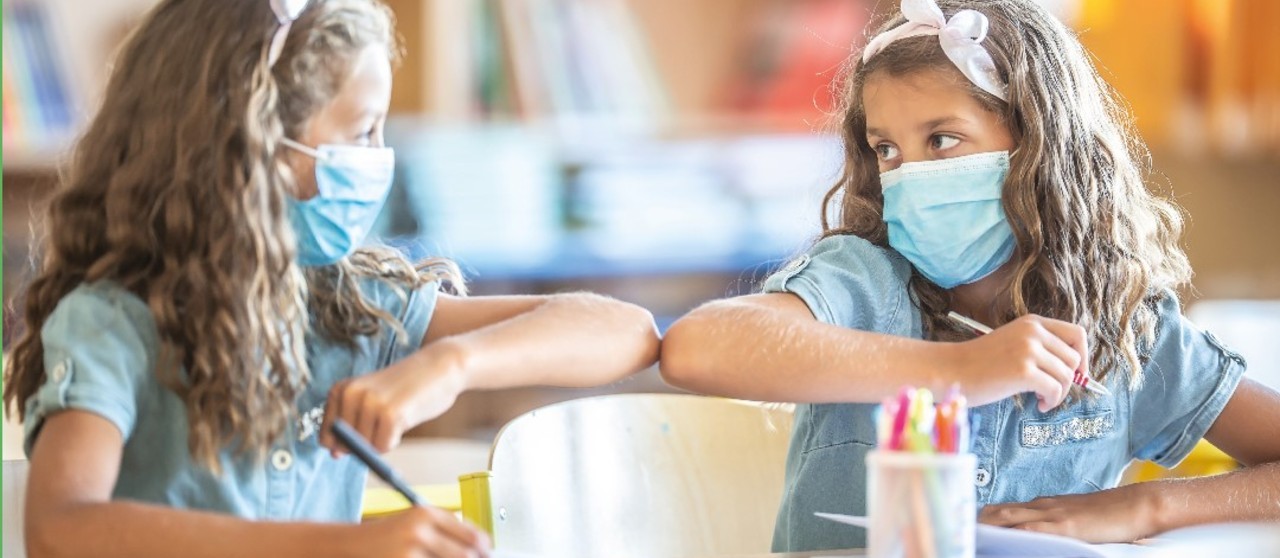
[862,0,1008,101]
[268,0,311,67]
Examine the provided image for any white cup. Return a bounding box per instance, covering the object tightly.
[867,450,977,558]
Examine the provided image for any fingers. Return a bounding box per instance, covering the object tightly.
[402,507,491,558]
[419,528,481,558]
[1012,316,1089,411]
[424,506,491,552]
[1036,317,1089,379]
[351,386,377,452]
[371,409,405,454]
[321,379,351,457]
[1032,344,1073,412]
[979,503,1044,527]
[324,378,410,455]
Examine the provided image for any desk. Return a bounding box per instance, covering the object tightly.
[712,552,864,558]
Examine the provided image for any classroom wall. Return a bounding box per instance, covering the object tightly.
[3,0,1278,440]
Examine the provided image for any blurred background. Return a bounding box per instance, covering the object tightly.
[3,0,1279,443]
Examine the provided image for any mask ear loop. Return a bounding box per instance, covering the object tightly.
[280,137,328,161]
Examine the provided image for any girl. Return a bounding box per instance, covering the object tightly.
[661,0,1280,552]
[3,1,659,556]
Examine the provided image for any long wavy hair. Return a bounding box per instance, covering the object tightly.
[821,0,1192,386]
[4,0,462,470]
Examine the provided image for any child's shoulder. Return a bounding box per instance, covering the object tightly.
[770,234,913,287]
[764,234,917,334]
[40,281,160,363]
[351,275,442,317]
[807,233,912,273]
[46,281,156,336]
[1143,289,1246,372]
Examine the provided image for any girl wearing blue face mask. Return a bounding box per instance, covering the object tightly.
[4,1,659,556]
[662,0,1280,552]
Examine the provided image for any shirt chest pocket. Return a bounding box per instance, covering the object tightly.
[1011,407,1123,494]
[1020,408,1116,449]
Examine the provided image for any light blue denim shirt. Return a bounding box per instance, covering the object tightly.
[24,278,439,522]
[762,234,1246,552]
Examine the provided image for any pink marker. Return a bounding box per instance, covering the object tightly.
[889,387,912,450]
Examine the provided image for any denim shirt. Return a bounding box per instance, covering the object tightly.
[24,278,439,522]
[762,234,1246,552]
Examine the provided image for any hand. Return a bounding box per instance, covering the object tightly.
[356,506,492,558]
[320,345,467,457]
[979,483,1162,543]
[951,314,1088,412]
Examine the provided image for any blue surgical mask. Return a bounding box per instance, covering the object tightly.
[880,151,1015,289]
[282,138,395,267]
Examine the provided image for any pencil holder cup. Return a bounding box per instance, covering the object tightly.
[867,450,976,558]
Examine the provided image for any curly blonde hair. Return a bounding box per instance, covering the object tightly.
[821,0,1192,387]
[4,0,462,470]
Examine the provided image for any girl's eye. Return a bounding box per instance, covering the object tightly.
[931,134,960,150]
[875,143,900,161]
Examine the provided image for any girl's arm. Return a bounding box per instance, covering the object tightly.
[321,292,660,453]
[26,411,489,558]
[661,293,1088,410]
[421,292,660,390]
[981,378,1280,542]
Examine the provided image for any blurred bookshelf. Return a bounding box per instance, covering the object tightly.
[3,0,1279,440]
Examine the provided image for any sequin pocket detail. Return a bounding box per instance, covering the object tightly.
[1020,410,1114,448]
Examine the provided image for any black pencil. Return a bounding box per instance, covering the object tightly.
[330,418,429,507]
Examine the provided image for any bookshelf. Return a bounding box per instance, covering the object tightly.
[2,0,158,170]
[3,0,1279,441]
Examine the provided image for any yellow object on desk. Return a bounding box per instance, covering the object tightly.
[361,483,462,518]
[1126,439,1239,484]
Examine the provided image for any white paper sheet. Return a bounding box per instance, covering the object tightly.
[815,512,1153,558]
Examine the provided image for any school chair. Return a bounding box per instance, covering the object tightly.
[4,459,30,558]
[456,393,795,558]
[1124,440,1239,484]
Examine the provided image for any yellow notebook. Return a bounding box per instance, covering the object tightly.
[361,483,462,518]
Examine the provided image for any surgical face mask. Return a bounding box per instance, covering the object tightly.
[880,151,1015,289]
[282,138,395,267]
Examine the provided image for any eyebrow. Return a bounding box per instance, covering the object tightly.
[866,116,973,138]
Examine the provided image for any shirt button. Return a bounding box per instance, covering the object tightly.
[271,449,294,471]
[975,467,992,487]
[51,361,68,381]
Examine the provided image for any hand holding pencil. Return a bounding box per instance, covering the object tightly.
[332,419,493,557]
[948,312,1111,398]
[941,312,1100,412]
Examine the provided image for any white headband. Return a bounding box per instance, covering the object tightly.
[862,0,1008,101]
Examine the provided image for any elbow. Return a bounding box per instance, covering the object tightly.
[659,310,719,394]
[615,297,661,373]
[559,292,660,378]
[26,509,70,558]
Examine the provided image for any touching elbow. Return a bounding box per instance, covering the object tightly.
[561,292,660,376]
[614,297,661,372]
[659,315,716,393]
[26,510,68,558]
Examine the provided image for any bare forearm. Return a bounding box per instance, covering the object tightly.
[661,298,948,403]
[27,501,361,558]
[1148,461,1280,534]
[432,293,659,390]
